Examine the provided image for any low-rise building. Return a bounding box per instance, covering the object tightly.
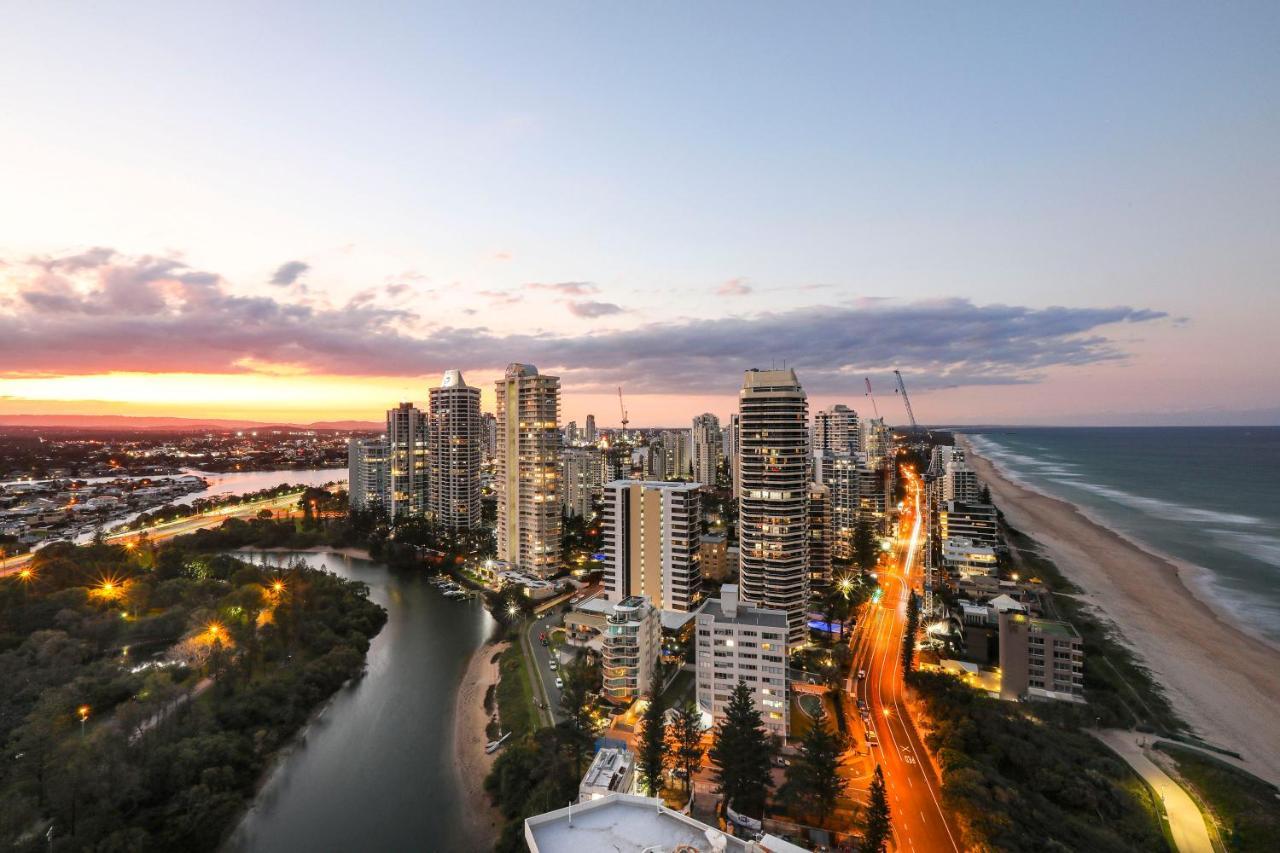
[695,585,789,737]
[699,533,729,582]
[578,748,636,802]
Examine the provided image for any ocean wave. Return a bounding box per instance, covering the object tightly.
[1211,529,1280,568]
[1060,480,1264,527]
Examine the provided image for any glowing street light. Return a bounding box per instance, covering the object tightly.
[78,705,90,738]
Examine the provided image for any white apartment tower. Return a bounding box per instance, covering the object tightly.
[602,480,702,612]
[496,363,562,575]
[347,437,389,511]
[737,368,810,644]
[386,402,428,520]
[943,457,982,504]
[691,413,723,488]
[726,413,741,499]
[428,370,482,530]
[695,585,790,737]
[813,404,860,457]
[562,446,604,518]
[602,595,662,705]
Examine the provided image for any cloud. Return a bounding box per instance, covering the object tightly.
[478,290,523,306]
[527,281,598,296]
[717,278,752,296]
[493,251,513,261]
[0,249,1168,397]
[270,260,310,286]
[566,300,624,318]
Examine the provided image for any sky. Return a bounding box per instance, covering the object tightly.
[1,2,1277,427]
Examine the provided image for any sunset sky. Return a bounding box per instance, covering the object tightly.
[2,3,1277,427]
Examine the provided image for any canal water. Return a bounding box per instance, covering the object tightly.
[222,550,496,853]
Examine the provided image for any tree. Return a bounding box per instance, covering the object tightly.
[670,699,705,792]
[863,765,891,852]
[979,484,992,505]
[779,706,847,826]
[853,520,878,571]
[709,680,775,817]
[636,672,667,796]
[556,656,597,776]
[902,591,921,674]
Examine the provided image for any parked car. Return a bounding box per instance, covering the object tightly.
[549,660,558,671]
[555,677,564,689]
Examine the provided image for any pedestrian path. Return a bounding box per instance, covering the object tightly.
[1096,729,1213,853]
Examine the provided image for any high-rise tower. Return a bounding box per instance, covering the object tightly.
[495,363,562,575]
[428,369,482,530]
[691,413,723,488]
[737,368,810,644]
[385,402,428,520]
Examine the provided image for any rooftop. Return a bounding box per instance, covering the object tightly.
[1029,618,1081,639]
[525,793,749,853]
[699,596,789,629]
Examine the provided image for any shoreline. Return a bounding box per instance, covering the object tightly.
[960,436,1280,785]
[453,640,509,850]
[237,545,374,561]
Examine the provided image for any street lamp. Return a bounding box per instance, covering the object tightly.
[77,705,90,738]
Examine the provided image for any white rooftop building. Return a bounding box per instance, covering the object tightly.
[525,794,750,853]
[578,747,636,802]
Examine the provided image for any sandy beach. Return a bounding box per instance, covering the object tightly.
[961,437,1280,785]
[453,640,508,850]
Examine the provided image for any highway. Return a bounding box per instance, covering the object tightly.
[0,491,306,577]
[850,469,961,853]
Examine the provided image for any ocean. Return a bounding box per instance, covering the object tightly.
[959,427,1280,646]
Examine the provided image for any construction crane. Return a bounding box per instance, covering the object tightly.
[893,369,927,440]
[863,377,881,420]
[617,386,629,434]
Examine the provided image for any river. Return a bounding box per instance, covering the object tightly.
[222,550,496,853]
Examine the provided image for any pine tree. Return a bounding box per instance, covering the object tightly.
[863,765,891,853]
[779,707,847,826]
[636,671,667,796]
[709,680,775,816]
[671,699,705,791]
[854,519,878,571]
[901,591,920,675]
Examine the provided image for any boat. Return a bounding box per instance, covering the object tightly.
[485,731,512,754]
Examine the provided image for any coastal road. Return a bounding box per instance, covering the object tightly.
[526,609,566,724]
[850,469,961,853]
[0,491,305,578]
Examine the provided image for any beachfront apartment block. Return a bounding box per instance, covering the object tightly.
[602,480,702,613]
[939,500,999,548]
[695,585,790,737]
[998,609,1085,702]
[602,596,662,705]
[942,536,999,580]
[943,456,982,504]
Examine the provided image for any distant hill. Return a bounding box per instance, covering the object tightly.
[0,414,381,432]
